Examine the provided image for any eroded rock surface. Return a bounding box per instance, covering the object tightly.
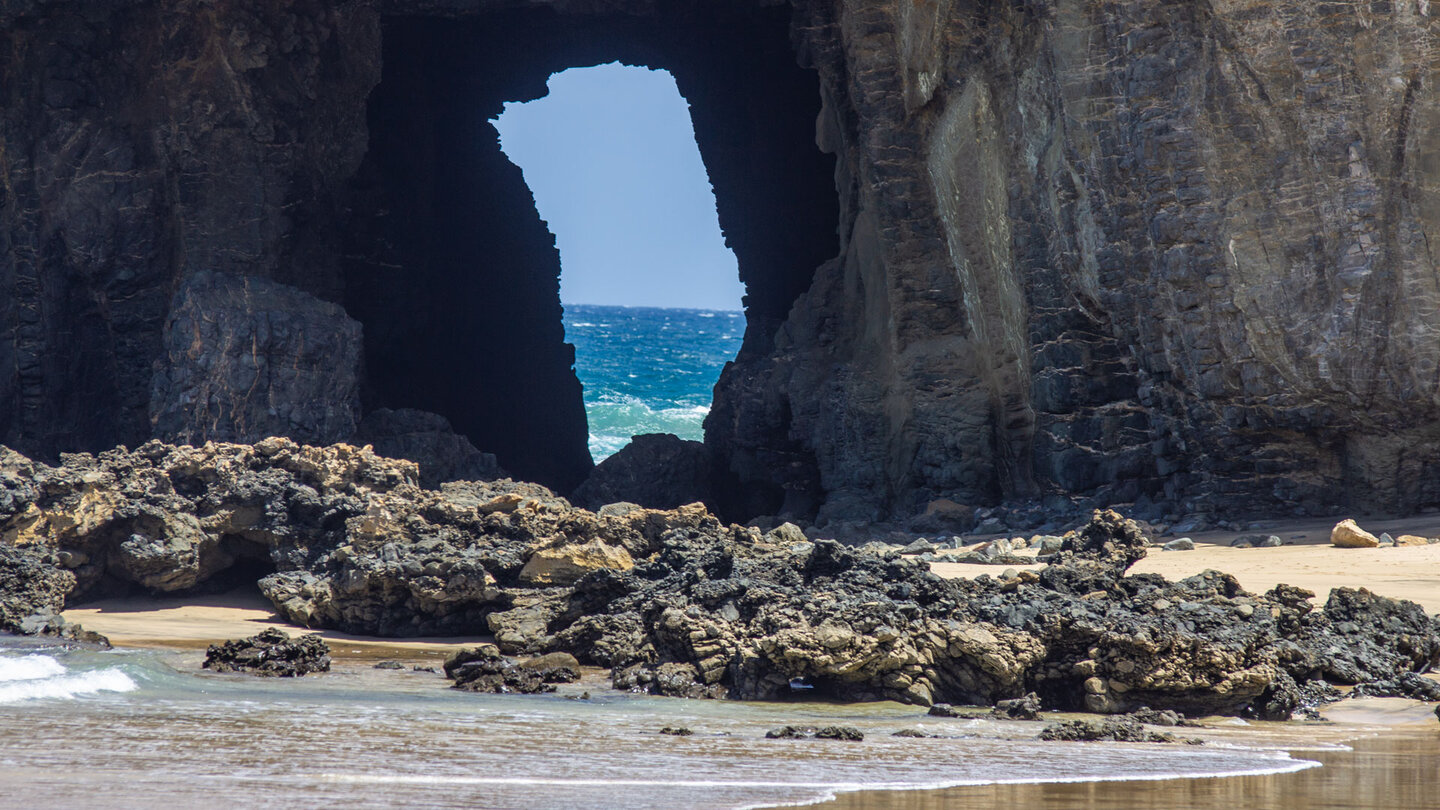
[5,1,1440,522]
[203,628,331,677]
[4,442,1437,718]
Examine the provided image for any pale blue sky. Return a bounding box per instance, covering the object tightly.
[494,63,744,311]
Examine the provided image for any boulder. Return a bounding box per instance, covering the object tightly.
[203,628,331,677]
[353,408,502,488]
[0,544,75,633]
[1331,519,1380,548]
[1037,717,1175,743]
[1162,538,1195,551]
[571,433,714,512]
[518,540,635,587]
[992,692,1043,720]
[150,271,362,447]
[1394,535,1435,547]
[764,726,864,741]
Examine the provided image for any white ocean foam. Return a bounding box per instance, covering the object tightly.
[0,654,66,682]
[0,667,137,704]
[317,754,1321,793]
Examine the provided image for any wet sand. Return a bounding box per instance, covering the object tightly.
[61,590,485,663]
[819,727,1440,809]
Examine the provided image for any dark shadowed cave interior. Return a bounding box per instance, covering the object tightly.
[342,4,839,496]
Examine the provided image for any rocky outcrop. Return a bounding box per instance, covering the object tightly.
[1037,717,1177,744]
[353,409,502,489]
[0,543,74,632]
[150,270,364,448]
[203,628,331,676]
[6,1,1440,522]
[3,442,1438,718]
[442,645,580,694]
[571,434,715,513]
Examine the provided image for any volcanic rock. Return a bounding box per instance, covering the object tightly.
[203,628,331,677]
[571,434,715,512]
[4,444,1439,720]
[1349,673,1440,702]
[765,726,864,741]
[353,409,502,489]
[1038,717,1174,743]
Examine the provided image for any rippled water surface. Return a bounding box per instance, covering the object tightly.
[0,639,1366,810]
[563,304,744,461]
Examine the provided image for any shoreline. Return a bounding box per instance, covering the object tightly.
[810,720,1440,809]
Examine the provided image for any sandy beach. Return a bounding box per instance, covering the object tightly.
[934,515,1440,614]
[61,591,486,663]
[60,515,1440,657]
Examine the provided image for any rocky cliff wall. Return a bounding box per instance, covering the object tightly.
[715,0,1440,525]
[3,0,1440,524]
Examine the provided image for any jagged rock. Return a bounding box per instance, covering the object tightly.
[765,726,863,741]
[613,663,728,700]
[203,628,331,677]
[1331,520,1380,548]
[442,645,578,694]
[571,434,714,512]
[518,540,636,587]
[1038,717,1175,743]
[992,692,1043,720]
[353,409,502,489]
[4,444,1438,720]
[659,727,693,736]
[1350,673,1440,702]
[0,543,75,633]
[9,0,1440,523]
[1127,708,1201,728]
[1037,510,1151,595]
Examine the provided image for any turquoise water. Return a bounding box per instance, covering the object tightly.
[563,304,745,461]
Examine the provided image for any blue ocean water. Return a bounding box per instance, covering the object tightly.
[563,304,745,461]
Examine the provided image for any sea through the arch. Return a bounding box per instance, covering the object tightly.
[562,304,745,462]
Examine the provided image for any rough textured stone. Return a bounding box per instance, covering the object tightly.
[518,540,636,587]
[1332,520,1381,548]
[150,271,363,448]
[203,628,331,677]
[5,0,1440,523]
[4,443,1439,719]
[571,434,715,512]
[353,408,502,489]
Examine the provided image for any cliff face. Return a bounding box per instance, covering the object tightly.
[720,0,1440,522]
[3,0,1440,522]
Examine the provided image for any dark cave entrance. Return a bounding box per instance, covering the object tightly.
[342,4,838,495]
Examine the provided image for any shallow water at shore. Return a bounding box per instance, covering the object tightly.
[5,639,1427,810]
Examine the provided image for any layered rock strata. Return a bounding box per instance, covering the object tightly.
[3,441,1437,718]
[5,2,1440,521]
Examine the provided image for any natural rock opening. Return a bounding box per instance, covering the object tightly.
[493,63,746,462]
[343,5,838,498]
